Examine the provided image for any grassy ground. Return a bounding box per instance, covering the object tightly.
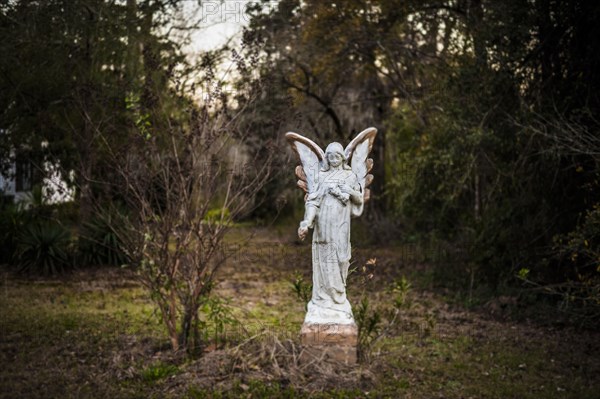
[0,227,598,398]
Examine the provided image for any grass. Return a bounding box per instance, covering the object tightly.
[0,227,598,398]
[141,362,180,383]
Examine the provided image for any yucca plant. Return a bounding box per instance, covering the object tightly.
[78,209,128,267]
[14,222,73,275]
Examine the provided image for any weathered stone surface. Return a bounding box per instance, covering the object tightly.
[300,322,358,346]
[286,128,377,326]
[288,128,376,366]
[300,322,358,365]
[299,345,357,365]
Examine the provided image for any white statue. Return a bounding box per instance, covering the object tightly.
[286,127,377,325]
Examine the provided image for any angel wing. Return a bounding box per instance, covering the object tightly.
[345,127,377,205]
[285,132,325,200]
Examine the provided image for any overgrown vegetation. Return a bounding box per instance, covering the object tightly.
[97,36,275,352]
[14,222,73,275]
[1,232,598,398]
[1,3,599,397]
[78,209,128,267]
[1,0,276,353]
[291,258,416,362]
[239,0,600,321]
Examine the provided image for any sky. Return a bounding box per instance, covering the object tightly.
[180,1,277,100]
[184,1,259,54]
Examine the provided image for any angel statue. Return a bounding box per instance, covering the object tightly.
[286,127,377,325]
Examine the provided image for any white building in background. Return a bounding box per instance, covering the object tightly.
[0,157,74,206]
[41,161,75,204]
[0,156,32,204]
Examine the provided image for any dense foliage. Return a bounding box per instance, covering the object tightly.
[0,0,190,223]
[240,0,600,313]
[0,0,274,352]
[1,0,599,324]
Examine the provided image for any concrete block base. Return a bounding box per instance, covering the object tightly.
[299,322,358,365]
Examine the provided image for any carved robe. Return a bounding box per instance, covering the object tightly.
[305,168,362,324]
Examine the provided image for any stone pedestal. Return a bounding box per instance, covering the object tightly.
[300,322,358,365]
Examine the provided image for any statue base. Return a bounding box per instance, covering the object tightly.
[299,322,358,365]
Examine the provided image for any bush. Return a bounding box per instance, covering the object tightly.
[141,362,179,383]
[14,222,74,275]
[204,207,231,223]
[78,210,128,267]
[0,203,27,265]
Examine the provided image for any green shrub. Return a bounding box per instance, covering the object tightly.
[515,204,600,326]
[14,222,73,275]
[291,271,312,306]
[197,296,239,347]
[78,210,128,266]
[0,203,27,265]
[141,361,179,382]
[354,296,382,361]
[391,275,412,309]
[204,207,230,223]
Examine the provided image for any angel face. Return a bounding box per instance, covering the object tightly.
[327,152,343,167]
[325,142,346,168]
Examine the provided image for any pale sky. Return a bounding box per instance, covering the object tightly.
[180,1,276,100]
[184,1,260,54]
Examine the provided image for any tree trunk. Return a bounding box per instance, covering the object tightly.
[469,0,487,68]
[77,6,97,228]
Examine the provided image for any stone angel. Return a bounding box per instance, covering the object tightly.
[286,127,377,325]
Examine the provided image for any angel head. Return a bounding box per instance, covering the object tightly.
[286,127,377,208]
[323,142,351,171]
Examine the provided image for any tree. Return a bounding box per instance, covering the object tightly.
[391,0,600,297]
[244,0,600,306]
[106,62,275,351]
[243,0,404,211]
[0,0,189,223]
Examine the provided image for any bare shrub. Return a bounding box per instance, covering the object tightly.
[104,81,274,351]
